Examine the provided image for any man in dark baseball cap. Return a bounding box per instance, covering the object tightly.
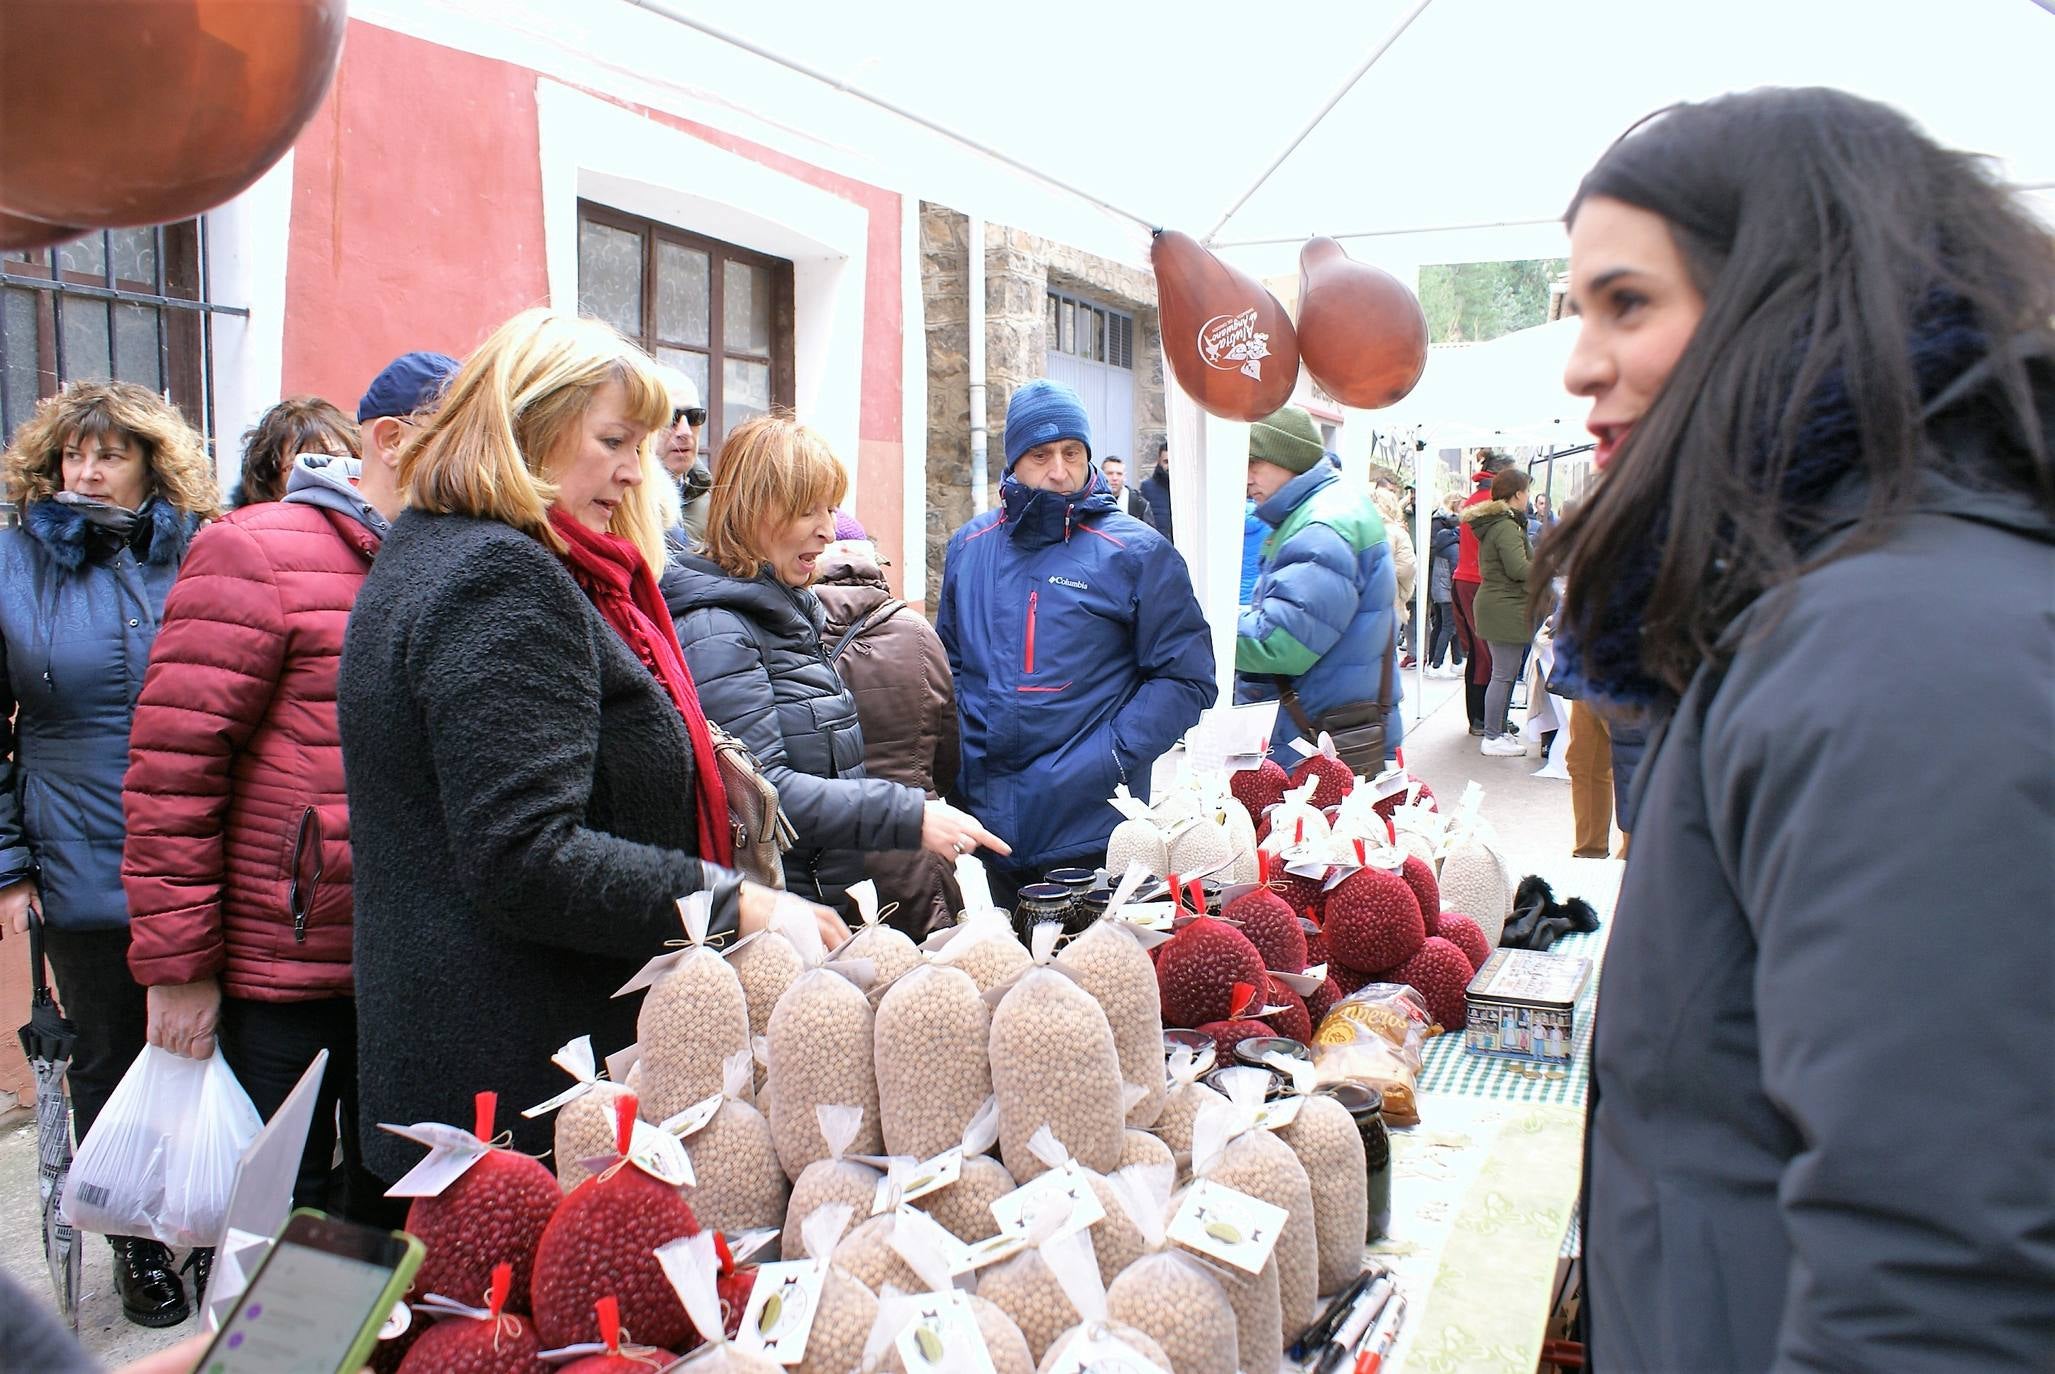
[356,350,460,425]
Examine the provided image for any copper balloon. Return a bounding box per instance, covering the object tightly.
[1152,228,1300,422]
[0,0,347,228]
[0,209,88,253]
[1295,237,1429,409]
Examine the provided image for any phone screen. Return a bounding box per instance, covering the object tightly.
[202,1232,404,1374]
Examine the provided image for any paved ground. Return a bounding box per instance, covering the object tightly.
[0,654,1601,1370]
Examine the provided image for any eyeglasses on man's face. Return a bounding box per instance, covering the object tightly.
[672,406,707,429]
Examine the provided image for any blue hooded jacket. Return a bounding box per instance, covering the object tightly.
[0,497,201,930]
[937,471,1216,874]
[1234,464,1405,764]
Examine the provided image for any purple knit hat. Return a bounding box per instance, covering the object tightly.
[832,510,867,541]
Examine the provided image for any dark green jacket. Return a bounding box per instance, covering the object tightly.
[1464,500,1532,644]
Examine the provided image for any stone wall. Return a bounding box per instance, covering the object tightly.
[920,206,1169,607]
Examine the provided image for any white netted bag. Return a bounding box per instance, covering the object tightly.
[1054,889,1170,1129]
[1190,1066,1321,1334]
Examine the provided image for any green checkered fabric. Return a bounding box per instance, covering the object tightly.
[1415,899,1613,1108]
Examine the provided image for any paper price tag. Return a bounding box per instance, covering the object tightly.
[1042,1327,1174,1374]
[891,1147,964,1208]
[626,1117,694,1188]
[895,1291,997,1374]
[1168,1179,1289,1275]
[1114,901,1175,931]
[1286,735,1319,759]
[603,1040,643,1083]
[378,1123,488,1198]
[736,1260,826,1365]
[659,1092,723,1142]
[955,1229,1028,1274]
[1249,1094,1303,1132]
[988,1161,1106,1242]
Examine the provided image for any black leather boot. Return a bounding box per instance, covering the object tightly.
[110,1235,189,1328]
[182,1246,215,1308]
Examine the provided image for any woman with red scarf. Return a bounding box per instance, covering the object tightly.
[335,310,844,1193]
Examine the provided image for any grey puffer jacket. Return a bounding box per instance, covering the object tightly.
[663,553,926,910]
[0,497,201,930]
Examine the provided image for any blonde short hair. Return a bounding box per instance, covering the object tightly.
[702,413,849,580]
[3,380,221,517]
[400,308,672,567]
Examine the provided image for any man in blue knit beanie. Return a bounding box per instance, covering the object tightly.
[937,379,1215,907]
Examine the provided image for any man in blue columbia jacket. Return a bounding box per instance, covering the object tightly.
[938,381,1215,902]
[1235,406,1404,765]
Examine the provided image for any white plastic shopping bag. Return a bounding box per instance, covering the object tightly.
[62,1045,263,1249]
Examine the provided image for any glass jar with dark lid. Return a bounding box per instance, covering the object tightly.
[1205,1063,1286,1100]
[1013,882,1076,945]
[1325,1083,1391,1240]
[1163,1029,1217,1074]
[1231,1036,1311,1073]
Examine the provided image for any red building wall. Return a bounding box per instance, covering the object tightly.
[282,22,550,406]
[276,20,912,594]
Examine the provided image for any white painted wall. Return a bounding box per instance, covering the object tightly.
[898,193,928,600]
[535,80,869,481]
[203,153,295,488]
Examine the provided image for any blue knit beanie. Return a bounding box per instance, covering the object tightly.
[1003,379,1092,471]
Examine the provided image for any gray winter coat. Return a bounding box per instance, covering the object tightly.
[0,498,200,930]
[663,553,925,910]
[1587,461,2055,1367]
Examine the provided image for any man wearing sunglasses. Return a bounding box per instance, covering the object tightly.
[656,367,712,547]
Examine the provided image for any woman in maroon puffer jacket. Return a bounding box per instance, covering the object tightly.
[120,353,454,1226]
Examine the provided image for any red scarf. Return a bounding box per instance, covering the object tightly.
[546,508,733,867]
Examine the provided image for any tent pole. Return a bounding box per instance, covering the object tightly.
[1203,0,1437,242]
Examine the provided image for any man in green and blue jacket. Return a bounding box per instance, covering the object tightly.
[1235,406,1404,765]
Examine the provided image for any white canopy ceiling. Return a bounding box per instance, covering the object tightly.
[636,0,2055,277]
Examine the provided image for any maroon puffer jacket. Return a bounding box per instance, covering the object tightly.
[122,500,379,1001]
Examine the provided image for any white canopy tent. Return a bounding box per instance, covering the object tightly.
[1375,318,1587,451]
[423,0,2054,702]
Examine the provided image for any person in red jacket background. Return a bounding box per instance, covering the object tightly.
[121,352,458,1232]
[1450,450,1514,734]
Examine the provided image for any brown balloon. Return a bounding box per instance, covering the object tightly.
[0,210,88,254]
[1295,237,1429,409]
[0,0,347,228]
[1152,228,1300,422]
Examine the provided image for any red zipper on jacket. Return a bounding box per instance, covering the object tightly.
[1024,589,1037,674]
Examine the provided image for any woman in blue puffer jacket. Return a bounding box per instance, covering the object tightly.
[0,381,216,1328]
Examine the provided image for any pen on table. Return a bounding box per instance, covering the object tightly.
[1311,1277,1393,1374]
[1352,1293,1408,1374]
[1289,1268,1377,1360]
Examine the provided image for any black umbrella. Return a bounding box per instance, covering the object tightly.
[16,905,81,1329]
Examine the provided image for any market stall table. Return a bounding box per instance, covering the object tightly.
[1356,858,1618,1374]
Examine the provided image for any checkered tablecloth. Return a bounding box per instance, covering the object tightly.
[1412,861,1617,1108]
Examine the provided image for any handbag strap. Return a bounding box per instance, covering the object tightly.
[828,599,904,664]
[1273,619,1401,734]
[25,901,50,999]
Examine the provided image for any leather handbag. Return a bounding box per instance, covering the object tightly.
[1273,623,1398,778]
[707,720,796,890]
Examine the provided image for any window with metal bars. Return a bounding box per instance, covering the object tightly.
[1045,290,1134,369]
[0,221,245,447]
[576,201,795,462]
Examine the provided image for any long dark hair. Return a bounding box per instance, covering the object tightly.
[1537,87,2055,697]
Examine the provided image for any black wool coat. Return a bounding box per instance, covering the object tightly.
[339,512,738,1180]
[663,553,924,912]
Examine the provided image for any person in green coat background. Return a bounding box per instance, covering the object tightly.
[1462,466,1535,754]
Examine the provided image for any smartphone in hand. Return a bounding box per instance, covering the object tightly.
[197,1209,423,1374]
